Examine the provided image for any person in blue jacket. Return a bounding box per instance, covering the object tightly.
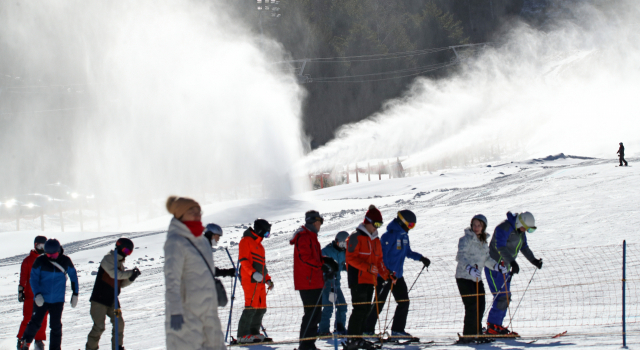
[363,210,430,341]
[485,212,543,336]
[19,239,79,350]
[318,231,349,336]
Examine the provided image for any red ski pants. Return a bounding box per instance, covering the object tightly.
[243,282,267,308]
[17,298,48,340]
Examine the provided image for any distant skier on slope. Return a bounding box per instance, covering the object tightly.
[290,210,335,350]
[237,219,274,343]
[455,215,506,344]
[16,236,48,350]
[363,210,431,342]
[85,238,141,350]
[618,142,628,166]
[204,223,236,278]
[485,212,543,336]
[318,231,349,337]
[344,205,395,350]
[164,196,226,350]
[19,239,79,350]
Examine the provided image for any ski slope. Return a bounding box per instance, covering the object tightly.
[0,155,638,350]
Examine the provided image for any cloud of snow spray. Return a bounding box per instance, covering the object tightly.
[0,1,305,204]
[300,0,640,173]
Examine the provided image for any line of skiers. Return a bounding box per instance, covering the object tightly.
[15,194,543,350]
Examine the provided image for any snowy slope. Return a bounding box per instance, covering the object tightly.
[0,156,638,349]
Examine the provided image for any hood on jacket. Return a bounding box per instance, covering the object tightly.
[506,212,518,230]
[243,228,263,243]
[289,225,316,245]
[387,219,407,235]
[356,223,378,239]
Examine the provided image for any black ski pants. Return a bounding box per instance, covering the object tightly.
[298,288,323,350]
[364,276,409,333]
[237,307,267,338]
[23,302,64,350]
[456,278,486,336]
[347,283,374,336]
[620,155,628,166]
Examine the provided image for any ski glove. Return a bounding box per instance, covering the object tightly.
[494,263,508,274]
[389,272,398,285]
[510,260,520,275]
[129,267,141,282]
[328,292,337,303]
[252,271,264,282]
[18,286,25,303]
[368,265,379,275]
[71,294,78,308]
[35,293,44,307]
[420,256,431,268]
[267,280,274,290]
[533,258,543,269]
[215,267,236,277]
[170,314,184,331]
[466,265,482,279]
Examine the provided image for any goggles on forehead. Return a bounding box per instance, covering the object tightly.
[366,217,383,228]
[46,252,59,259]
[519,216,537,233]
[397,212,416,230]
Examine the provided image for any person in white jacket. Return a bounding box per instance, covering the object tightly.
[164,196,226,350]
[455,214,507,344]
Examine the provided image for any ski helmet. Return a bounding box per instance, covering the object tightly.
[44,239,61,255]
[515,212,536,233]
[34,235,47,254]
[254,219,271,238]
[335,231,349,250]
[204,223,223,243]
[305,210,324,225]
[116,238,134,256]
[397,210,417,230]
[471,214,488,228]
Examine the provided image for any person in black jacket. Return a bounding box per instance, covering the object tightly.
[85,238,141,350]
[618,142,628,166]
[205,223,235,278]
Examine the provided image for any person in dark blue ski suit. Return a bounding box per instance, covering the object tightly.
[485,212,543,336]
[318,231,349,336]
[19,239,79,350]
[363,210,431,340]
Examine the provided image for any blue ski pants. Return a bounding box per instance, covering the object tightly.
[485,268,511,326]
[318,281,347,334]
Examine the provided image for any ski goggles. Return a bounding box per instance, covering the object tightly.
[366,217,383,228]
[518,216,537,233]
[397,212,416,230]
[121,247,133,256]
[263,231,271,239]
[46,252,59,259]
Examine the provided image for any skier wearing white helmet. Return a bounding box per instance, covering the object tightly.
[485,212,543,336]
[204,223,235,278]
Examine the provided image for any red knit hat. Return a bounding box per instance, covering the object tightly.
[364,204,383,225]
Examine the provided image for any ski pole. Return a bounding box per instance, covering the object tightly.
[224,248,239,343]
[382,278,394,339]
[507,267,538,330]
[332,277,339,350]
[476,265,480,337]
[503,271,513,326]
[373,276,383,346]
[114,249,120,349]
[381,266,426,335]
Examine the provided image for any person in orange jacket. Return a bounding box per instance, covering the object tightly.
[237,219,274,343]
[17,236,48,350]
[344,205,396,349]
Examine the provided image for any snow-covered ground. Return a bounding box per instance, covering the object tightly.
[1,156,639,349]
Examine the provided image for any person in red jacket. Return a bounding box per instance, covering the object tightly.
[17,236,48,350]
[290,210,337,350]
[344,205,395,350]
[237,219,274,343]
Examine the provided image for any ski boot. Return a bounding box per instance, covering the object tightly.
[342,338,375,350]
[238,335,262,343]
[391,331,419,343]
[486,323,518,337]
[17,340,30,350]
